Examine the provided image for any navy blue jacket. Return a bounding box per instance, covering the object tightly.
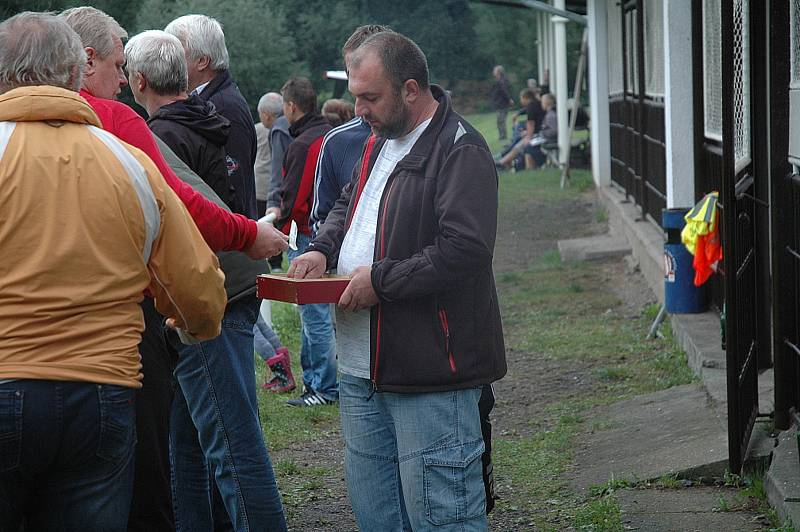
[196,70,258,219]
[310,117,371,233]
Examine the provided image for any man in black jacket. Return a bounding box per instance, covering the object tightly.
[289,31,506,530]
[125,30,287,532]
[276,76,338,407]
[165,14,258,220]
[489,64,513,141]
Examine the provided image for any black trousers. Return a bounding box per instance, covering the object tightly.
[127,299,177,532]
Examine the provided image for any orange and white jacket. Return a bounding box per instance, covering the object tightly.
[0,86,227,388]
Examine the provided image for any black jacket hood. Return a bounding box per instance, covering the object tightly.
[148,94,231,147]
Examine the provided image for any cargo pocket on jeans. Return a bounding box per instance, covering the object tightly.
[422,438,485,525]
[0,390,23,473]
[96,385,136,463]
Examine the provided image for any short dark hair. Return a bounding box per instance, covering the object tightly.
[356,31,429,93]
[519,88,536,101]
[341,24,391,58]
[281,76,316,115]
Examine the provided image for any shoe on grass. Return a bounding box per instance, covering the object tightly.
[286,390,336,407]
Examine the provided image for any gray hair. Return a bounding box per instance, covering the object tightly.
[542,93,555,106]
[165,14,229,71]
[125,30,188,95]
[0,12,87,93]
[60,6,127,58]
[257,92,283,116]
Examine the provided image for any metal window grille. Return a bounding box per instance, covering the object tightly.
[733,0,751,172]
[626,11,638,94]
[703,0,723,141]
[608,3,624,95]
[791,0,800,89]
[644,0,665,98]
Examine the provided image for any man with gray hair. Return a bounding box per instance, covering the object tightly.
[290,31,506,530]
[166,14,259,221]
[124,29,287,531]
[255,92,283,217]
[0,12,226,530]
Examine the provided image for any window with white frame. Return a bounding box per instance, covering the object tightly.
[607,2,624,95]
[732,0,751,172]
[626,10,638,94]
[703,0,722,141]
[644,0,665,98]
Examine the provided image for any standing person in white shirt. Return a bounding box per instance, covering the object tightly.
[289,31,506,531]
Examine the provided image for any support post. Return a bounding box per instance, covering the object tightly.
[553,0,570,167]
[588,0,611,187]
[664,0,695,208]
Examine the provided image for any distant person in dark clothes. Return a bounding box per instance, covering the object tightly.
[166,14,258,220]
[496,88,544,170]
[321,98,355,128]
[489,64,513,140]
[125,29,287,532]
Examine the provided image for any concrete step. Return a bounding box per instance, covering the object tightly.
[766,430,800,528]
[618,486,772,531]
[557,234,631,262]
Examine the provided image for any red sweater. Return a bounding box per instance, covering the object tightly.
[80,90,256,252]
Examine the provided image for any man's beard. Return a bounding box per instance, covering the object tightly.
[374,93,412,139]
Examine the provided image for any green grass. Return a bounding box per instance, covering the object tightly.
[257,302,339,451]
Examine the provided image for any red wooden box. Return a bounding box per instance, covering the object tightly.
[256,274,350,304]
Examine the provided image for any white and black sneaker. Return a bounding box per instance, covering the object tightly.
[286,390,336,407]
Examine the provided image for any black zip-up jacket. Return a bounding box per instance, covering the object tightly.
[196,70,258,219]
[309,85,507,393]
[148,95,232,208]
[277,113,331,235]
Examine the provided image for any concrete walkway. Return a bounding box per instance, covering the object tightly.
[560,184,787,529]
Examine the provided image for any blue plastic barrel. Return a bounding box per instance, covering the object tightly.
[662,208,706,313]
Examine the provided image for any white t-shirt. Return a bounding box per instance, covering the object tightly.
[336,118,432,378]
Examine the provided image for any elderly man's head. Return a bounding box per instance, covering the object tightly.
[124,30,188,111]
[347,31,430,139]
[257,92,283,128]
[165,14,228,92]
[0,12,86,94]
[541,93,555,110]
[60,6,128,99]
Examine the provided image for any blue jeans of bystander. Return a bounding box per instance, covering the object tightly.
[288,233,338,401]
[339,373,487,531]
[0,380,136,531]
[169,295,287,532]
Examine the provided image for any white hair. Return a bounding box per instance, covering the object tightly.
[60,6,127,58]
[125,30,188,95]
[0,12,87,93]
[165,14,229,71]
[257,92,283,116]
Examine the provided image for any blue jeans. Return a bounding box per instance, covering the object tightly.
[0,380,136,531]
[169,296,287,532]
[339,373,487,531]
[288,233,338,400]
[253,313,282,361]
